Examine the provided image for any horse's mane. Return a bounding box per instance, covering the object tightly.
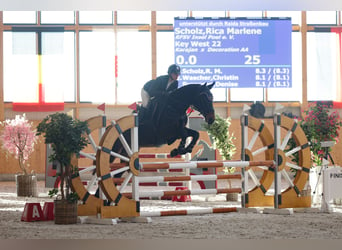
[170,83,211,100]
[175,83,205,92]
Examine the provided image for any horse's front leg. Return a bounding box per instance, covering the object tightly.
[170,136,186,157]
[183,128,199,154]
[170,128,199,157]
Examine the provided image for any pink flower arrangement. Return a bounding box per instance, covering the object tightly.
[0,114,38,175]
[301,102,342,166]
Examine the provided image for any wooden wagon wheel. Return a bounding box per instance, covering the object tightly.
[70,115,108,216]
[274,114,311,208]
[95,115,140,218]
[242,114,311,208]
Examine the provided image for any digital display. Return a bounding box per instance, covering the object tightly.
[174,17,292,88]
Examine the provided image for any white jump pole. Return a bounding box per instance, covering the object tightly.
[139,153,183,159]
[273,113,281,209]
[140,207,237,217]
[131,114,140,201]
[240,114,248,208]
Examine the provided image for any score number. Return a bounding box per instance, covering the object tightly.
[244,55,261,65]
[176,55,197,65]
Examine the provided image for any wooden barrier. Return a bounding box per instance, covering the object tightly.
[241,114,311,208]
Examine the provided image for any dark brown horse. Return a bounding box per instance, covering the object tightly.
[111,82,215,159]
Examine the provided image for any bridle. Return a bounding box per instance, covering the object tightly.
[193,90,214,118]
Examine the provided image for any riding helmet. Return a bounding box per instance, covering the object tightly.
[168,64,181,76]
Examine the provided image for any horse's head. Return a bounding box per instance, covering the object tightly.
[192,82,216,125]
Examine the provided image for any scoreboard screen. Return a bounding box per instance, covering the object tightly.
[174,17,292,88]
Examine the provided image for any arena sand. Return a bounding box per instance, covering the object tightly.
[1,181,342,240]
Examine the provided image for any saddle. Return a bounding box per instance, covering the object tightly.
[139,96,167,127]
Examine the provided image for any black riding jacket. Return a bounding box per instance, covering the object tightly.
[143,75,178,98]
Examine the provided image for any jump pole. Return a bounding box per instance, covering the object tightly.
[139,153,183,159]
[137,187,242,199]
[140,207,238,217]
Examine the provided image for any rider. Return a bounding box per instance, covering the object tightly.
[141,64,181,108]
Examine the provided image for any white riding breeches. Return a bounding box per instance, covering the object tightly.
[141,88,150,107]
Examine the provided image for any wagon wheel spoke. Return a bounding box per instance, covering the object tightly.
[88,133,99,152]
[281,169,294,188]
[284,145,302,158]
[86,171,98,192]
[98,147,130,163]
[79,151,96,161]
[76,152,98,191]
[118,172,133,194]
[279,128,293,151]
[246,130,261,150]
[111,120,134,157]
[251,145,271,157]
[247,168,261,187]
[285,161,303,171]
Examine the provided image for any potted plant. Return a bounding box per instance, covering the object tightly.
[287,102,342,167]
[36,112,89,224]
[203,114,237,201]
[301,101,342,166]
[286,102,342,198]
[0,114,39,197]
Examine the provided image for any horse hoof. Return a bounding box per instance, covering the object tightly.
[170,149,179,157]
[186,148,193,154]
[177,148,188,155]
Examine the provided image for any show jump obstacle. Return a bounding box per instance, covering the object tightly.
[70,113,311,219]
[241,114,311,209]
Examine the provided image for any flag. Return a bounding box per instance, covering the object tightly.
[333,101,342,109]
[128,102,137,111]
[97,103,105,112]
